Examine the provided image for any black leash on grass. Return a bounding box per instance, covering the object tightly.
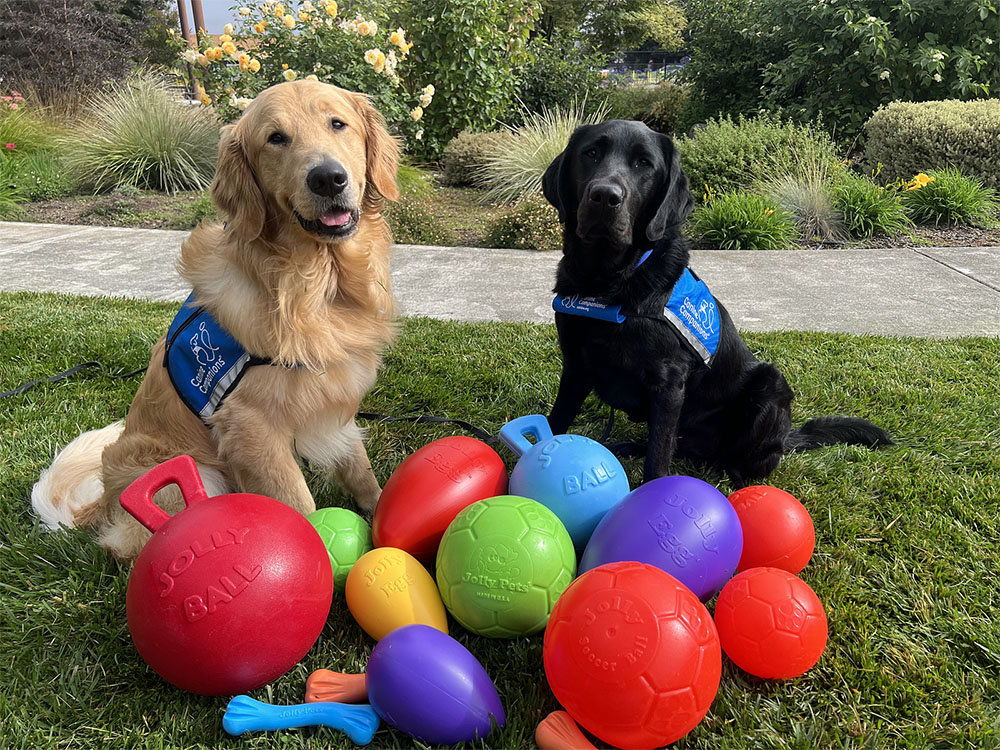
[2,360,642,456]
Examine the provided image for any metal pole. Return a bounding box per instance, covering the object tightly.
[191,0,207,37]
[177,1,197,99]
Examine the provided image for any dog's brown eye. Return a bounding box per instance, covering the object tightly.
[330,119,346,131]
[634,157,651,168]
[583,148,598,159]
[268,131,288,145]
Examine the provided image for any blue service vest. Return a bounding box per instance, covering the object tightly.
[553,263,720,367]
[164,292,272,422]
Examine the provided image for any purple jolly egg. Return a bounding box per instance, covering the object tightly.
[579,475,743,601]
[366,624,505,744]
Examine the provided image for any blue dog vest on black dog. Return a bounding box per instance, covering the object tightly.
[553,253,720,367]
[164,292,272,422]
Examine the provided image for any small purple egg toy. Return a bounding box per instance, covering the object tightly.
[579,475,743,601]
[366,624,505,744]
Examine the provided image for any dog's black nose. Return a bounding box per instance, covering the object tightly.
[588,182,624,208]
[306,161,349,198]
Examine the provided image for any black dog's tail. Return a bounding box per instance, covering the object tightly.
[785,416,894,453]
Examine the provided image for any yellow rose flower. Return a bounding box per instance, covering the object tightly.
[238,53,251,71]
[423,84,435,97]
[367,20,378,35]
[420,94,432,107]
[389,29,404,47]
[197,54,210,66]
[306,74,319,81]
[222,41,237,56]
[410,106,423,121]
[357,21,371,35]
[249,58,261,72]
[284,14,295,28]
[364,48,379,65]
[253,22,265,33]
[238,7,252,15]
[274,4,285,18]
[219,34,232,43]
[283,68,297,81]
[199,92,212,106]
[282,63,289,69]
[223,23,235,34]
[325,2,338,16]
[298,12,310,22]
[373,53,386,73]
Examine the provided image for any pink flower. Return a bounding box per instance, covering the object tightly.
[10,90,21,97]
[9,103,18,110]
[1,96,10,102]
[5,143,15,149]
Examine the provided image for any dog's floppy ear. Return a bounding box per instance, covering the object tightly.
[354,93,400,205]
[211,124,265,241]
[646,134,694,242]
[543,125,590,223]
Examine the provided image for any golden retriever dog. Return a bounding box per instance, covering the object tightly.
[31,80,400,560]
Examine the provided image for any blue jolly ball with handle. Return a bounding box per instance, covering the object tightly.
[499,414,630,549]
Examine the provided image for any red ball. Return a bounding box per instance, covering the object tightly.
[122,456,333,695]
[713,567,827,679]
[544,562,721,750]
[728,486,814,574]
[373,437,508,563]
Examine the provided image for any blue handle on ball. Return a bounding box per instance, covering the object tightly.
[223,695,380,745]
[499,414,554,458]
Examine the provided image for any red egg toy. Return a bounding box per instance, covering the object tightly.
[372,437,507,563]
[544,561,721,750]
[728,486,815,574]
[713,567,828,679]
[121,455,333,695]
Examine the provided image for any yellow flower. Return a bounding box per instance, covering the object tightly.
[423,84,435,97]
[283,68,297,81]
[764,208,774,216]
[367,20,378,35]
[357,20,371,35]
[410,106,423,121]
[306,74,319,81]
[325,2,338,16]
[199,92,212,106]
[219,34,232,43]
[238,7,252,15]
[298,12,310,22]
[389,29,405,48]
[420,93,432,107]
[373,56,386,73]
[282,63,289,69]
[284,14,296,28]
[253,22,265,33]
[222,41,237,56]
[249,58,261,72]
[364,48,379,65]
[274,4,285,18]
[238,53,251,71]
[197,54,210,66]
[223,23,235,34]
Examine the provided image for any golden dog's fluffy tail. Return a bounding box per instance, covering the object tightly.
[31,421,125,530]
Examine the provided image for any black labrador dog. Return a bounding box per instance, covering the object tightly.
[543,120,892,486]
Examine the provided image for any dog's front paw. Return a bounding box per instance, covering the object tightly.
[353,484,381,514]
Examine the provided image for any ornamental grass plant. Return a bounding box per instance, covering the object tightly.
[62,72,219,194]
[831,172,912,238]
[474,100,610,205]
[688,191,798,250]
[898,168,999,226]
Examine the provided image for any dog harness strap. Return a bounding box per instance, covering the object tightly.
[551,266,720,367]
[164,292,272,423]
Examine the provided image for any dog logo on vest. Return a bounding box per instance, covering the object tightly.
[697,299,717,334]
[189,321,220,366]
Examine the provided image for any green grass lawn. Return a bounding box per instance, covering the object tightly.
[2,292,998,749]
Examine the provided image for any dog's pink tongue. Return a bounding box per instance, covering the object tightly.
[320,210,352,227]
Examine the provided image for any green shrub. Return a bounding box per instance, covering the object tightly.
[678,115,841,197]
[61,72,219,194]
[899,169,999,227]
[3,150,76,201]
[688,192,798,250]
[682,0,1000,141]
[440,131,516,188]
[476,101,611,205]
[396,164,434,198]
[864,100,1000,191]
[601,81,690,135]
[831,173,912,238]
[385,195,458,246]
[0,156,26,217]
[0,106,62,155]
[511,31,606,126]
[483,196,562,251]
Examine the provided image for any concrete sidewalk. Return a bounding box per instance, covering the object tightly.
[1,221,998,337]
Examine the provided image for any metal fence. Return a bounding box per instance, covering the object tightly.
[602,50,689,85]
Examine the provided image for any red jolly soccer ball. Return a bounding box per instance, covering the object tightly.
[728,485,815,574]
[713,567,828,679]
[543,561,721,750]
[122,455,333,695]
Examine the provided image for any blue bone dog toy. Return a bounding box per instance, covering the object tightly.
[223,695,380,745]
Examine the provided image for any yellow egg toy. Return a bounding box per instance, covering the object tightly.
[345,547,448,640]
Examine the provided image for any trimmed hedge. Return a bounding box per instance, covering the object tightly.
[864,100,1000,190]
[440,130,515,187]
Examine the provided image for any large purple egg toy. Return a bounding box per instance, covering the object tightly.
[366,624,505,744]
[579,475,743,601]
[499,414,630,549]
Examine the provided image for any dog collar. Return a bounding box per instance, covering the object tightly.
[552,266,720,367]
[163,292,275,423]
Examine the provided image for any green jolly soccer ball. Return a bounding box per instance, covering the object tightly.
[307,507,373,592]
[436,495,576,637]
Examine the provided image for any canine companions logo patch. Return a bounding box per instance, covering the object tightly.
[164,292,270,422]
